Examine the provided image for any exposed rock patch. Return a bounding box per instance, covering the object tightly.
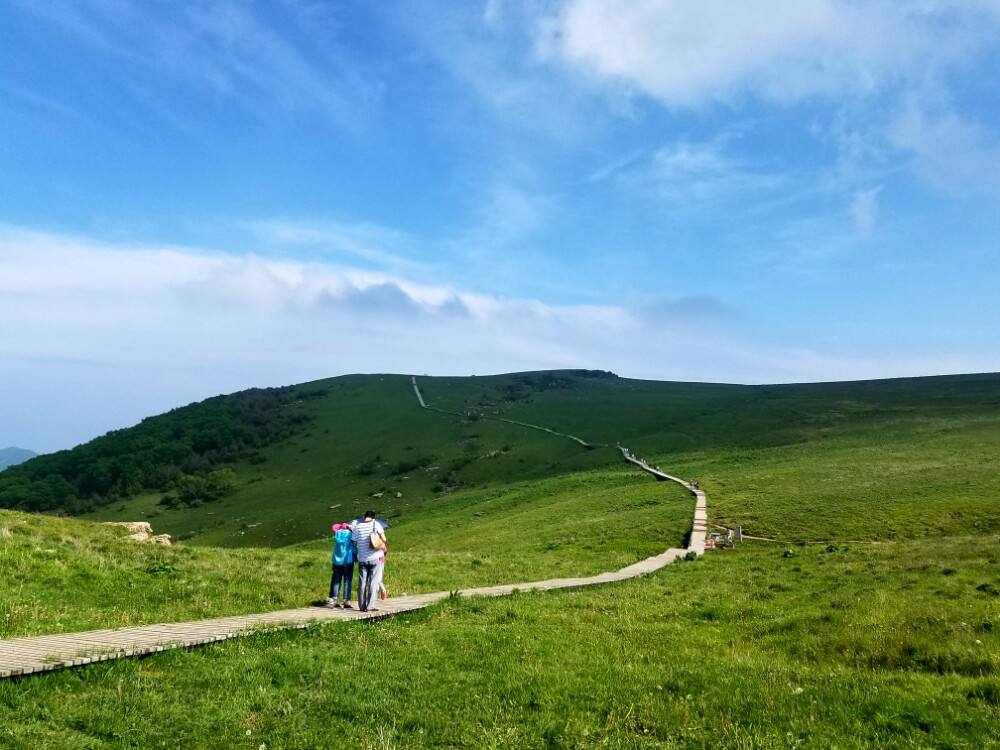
[103,521,172,545]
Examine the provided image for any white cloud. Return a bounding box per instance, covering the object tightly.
[0,224,633,365]
[539,0,999,108]
[1,223,996,450]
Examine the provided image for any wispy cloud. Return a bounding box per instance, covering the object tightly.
[889,103,1000,196]
[244,219,426,273]
[12,0,377,131]
[849,186,883,234]
[395,1,611,141]
[458,173,553,259]
[591,135,787,207]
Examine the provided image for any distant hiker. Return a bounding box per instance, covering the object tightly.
[326,522,355,609]
[352,510,387,612]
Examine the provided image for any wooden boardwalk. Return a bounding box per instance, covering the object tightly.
[620,447,707,553]
[0,544,695,679]
[0,383,707,680]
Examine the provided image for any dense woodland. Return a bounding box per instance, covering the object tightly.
[0,386,326,514]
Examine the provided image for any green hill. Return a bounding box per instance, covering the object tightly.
[2,370,998,748]
[3,370,999,547]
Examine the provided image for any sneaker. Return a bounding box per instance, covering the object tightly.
[343,601,353,609]
[324,598,337,608]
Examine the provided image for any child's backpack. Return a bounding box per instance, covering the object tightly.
[333,528,354,565]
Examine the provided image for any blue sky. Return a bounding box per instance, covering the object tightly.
[2,0,1000,452]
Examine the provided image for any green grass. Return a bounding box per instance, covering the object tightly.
[0,467,692,638]
[420,371,1000,454]
[82,374,604,547]
[3,536,996,749]
[385,466,693,593]
[4,369,1000,746]
[0,369,984,554]
[0,510,318,638]
[664,410,1000,542]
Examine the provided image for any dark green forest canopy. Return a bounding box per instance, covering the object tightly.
[0,385,328,513]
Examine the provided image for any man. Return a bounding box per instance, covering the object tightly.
[351,510,386,612]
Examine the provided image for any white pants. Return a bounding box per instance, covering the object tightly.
[358,558,384,611]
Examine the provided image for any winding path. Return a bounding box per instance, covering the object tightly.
[411,376,603,448]
[620,447,707,554]
[0,379,707,680]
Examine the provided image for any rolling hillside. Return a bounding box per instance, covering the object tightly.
[0,464,693,639]
[2,370,998,748]
[2,370,999,547]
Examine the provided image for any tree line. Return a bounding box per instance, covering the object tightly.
[0,386,327,515]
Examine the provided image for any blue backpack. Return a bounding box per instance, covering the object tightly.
[332,528,355,565]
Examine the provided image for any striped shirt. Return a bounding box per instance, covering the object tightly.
[351,519,385,564]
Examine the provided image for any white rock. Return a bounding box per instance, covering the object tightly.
[103,521,153,535]
[105,521,171,545]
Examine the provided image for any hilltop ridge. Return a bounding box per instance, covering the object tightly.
[2,370,999,547]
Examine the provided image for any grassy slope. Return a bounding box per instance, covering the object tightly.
[73,371,1000,549]
[424,371,1000,541]
[667,410,1000,541]
[4,371,999,747]
[83,374,605,547]
[0,466,692,638]
[0,510,317,638]
[3,538,996,749]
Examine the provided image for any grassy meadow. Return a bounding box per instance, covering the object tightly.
[57,370,1000,554]
[0,466,692,638]
[2,370,999,747]
[666,408,1000,542]
[2,538,996,749]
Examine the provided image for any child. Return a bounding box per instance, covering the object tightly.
[326,522,355,608]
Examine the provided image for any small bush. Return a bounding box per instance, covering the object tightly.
[145,560,177,576]
[158,495,179,509]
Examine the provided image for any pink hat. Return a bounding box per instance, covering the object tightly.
[332,522,350,531]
